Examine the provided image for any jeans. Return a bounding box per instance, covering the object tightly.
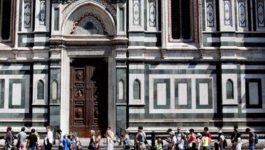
[249,145,255,150]
[219,146,224,150]
[27,146,36,150]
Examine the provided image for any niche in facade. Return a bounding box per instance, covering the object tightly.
[37,80,44,99]
[133,79,141,100]
[226,79,234,99]
[52,80,58,100]
[118,80,124,100]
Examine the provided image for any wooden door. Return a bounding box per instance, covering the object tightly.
[70,59,108,137]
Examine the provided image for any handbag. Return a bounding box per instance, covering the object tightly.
[77,141,82,150]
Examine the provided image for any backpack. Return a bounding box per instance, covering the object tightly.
[223,139,227,148]
[255,133,259,144]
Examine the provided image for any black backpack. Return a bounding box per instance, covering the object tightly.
[223,139,227,148]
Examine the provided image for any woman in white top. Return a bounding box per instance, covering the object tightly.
[235,137,242,150]
[178,135,186,150]
[104,130,113,150]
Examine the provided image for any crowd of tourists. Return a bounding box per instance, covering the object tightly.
[3,125,259,150]
[153,126,258,150]
[4,126,53,150]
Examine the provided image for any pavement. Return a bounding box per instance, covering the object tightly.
[0,138,265,150]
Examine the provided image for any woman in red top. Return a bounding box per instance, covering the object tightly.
[188,129,196,150]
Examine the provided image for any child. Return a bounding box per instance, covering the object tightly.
[196,133,202,150]
[156,138,163,150]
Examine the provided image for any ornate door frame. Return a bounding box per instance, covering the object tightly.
[60,49,116,135]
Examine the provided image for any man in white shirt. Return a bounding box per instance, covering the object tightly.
[57,129,64,150]
[45,126,53,150]
[17,127,27,150]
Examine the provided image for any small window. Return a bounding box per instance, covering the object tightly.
[0,0,11,40]
[226,79,234,99]
[133,79,141,99]
[37,80,44,99]
[52,80,58,100]
[171,0,191,39]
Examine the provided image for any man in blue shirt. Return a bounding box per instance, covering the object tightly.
[246,128,255,150]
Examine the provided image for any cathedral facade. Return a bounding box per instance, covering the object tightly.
[0,0,265,136]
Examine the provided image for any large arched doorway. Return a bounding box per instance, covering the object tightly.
[59,1,117,137]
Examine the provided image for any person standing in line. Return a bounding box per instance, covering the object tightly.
[121,129,130,150]
[27,129,37,150]
[231,126,241,150]
[202,133,210,150]
[88,130,96,150]
[58,129,64,150]
[135,126,147,150]
[71,132,79,150]
[217,130,225,150]
[105,130,114,150]
[156,138,163,150]
[184,130,190,150]
[95,130,101,150]
[196,133,202,150]
[246,128,255,150]
[203,127,212,150]
[63,135,71,150]
[166,131,176,150]
[17,127,27,150]
[235,134,242,150]
[175,127,183,150]
[45,126,53,150]
[33,131,40,150]
[178,135,185,150]
[4,126,14,150]
[107,127,114,139]
[188,129,196,150]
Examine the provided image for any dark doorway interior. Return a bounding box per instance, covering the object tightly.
[70,58,108,137]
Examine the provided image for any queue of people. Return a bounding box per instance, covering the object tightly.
[3,125,260,150]
[159,126,259,150]
[4,126,50,150]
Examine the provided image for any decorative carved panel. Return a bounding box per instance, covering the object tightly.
[133,0,141,25]
[206,0,215,27]
[24,0,31,28]
[224,0,232,26]
[257,0,265,27]
[39,0,46,25]
[238,1,246,27]
[149,0,156,27]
